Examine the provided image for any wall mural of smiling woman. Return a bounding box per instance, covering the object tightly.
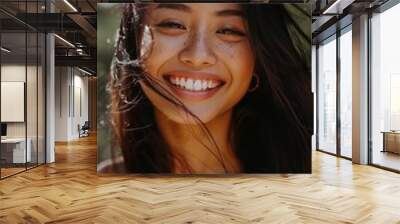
[97,2,313,174]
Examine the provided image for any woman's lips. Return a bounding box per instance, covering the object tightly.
[163,72,225,101]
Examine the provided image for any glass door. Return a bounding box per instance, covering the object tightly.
[339,26,352,159]
[317,35,337,155]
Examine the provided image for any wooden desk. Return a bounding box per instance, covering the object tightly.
[1,138,31,163]
[381,131,400,154]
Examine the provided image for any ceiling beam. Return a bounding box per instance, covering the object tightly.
[67,13,96,46]
[322,0,356,14]
[55,55,96,72]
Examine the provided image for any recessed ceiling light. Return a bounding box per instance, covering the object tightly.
[54,34,75,48]
[78,67,93,76]
[63,0,78,12]
[322,0,354,15]
[1,47,11,53]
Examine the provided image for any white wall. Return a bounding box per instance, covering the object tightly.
[1,63,46,164]
[72,73,89,138]
[54,67,89,141]
[55,67,69,141]
[1,65,26,135]
[1,65,37,138]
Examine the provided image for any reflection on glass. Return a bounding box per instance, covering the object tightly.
[371,3,400,171]
[38,33,46,165]
[318,37,337,154]
[312,46,317,150]
[27,32,38,169]
[0,0,47,179]
[1,32,27,177]
[340,28,352,158]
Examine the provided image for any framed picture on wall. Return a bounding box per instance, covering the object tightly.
[1,81,25,122]
[97,2,313,174]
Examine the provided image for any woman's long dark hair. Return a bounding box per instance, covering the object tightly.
[108,3,313,173]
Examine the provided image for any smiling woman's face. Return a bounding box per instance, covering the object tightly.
[139,3,255,124]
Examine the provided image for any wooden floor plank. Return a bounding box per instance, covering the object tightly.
[0,134,400,223]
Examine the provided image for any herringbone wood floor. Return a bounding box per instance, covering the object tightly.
[1,135,400,223]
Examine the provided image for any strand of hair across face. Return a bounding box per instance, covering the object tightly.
[140,71,229,173]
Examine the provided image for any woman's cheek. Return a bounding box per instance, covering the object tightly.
[214,40,237,59]
[233,41,255,76]
[144,34,187,74]
[215,40,254,79]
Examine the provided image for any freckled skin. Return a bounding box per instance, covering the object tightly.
[139,3,255,125]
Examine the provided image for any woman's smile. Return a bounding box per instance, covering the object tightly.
[163,71,226,101]
[141,3,255,124]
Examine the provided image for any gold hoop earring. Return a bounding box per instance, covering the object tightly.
[248,73,260,93]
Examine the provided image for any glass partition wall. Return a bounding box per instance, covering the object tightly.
[317,35,337,155]
[370,2,400,171]
[339,26,352,159]
[315,0,400,172]
[0,1,46,179]
[316,26,353,159]
[0,31,27,177]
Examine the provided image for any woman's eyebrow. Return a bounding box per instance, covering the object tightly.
[215,9,244,18]
[155,3,191,13]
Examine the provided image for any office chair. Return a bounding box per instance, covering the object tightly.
[79,121,90,138]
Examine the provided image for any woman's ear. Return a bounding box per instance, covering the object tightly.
[248,73,260,93]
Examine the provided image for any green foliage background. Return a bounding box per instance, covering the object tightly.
[97,3,122,167]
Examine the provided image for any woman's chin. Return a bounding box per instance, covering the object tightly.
[146,97,222,127]
[169,111,216,125]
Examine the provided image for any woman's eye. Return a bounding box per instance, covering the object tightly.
[217,28,245,37]
[156,21,186,30]
[216,28,246,42]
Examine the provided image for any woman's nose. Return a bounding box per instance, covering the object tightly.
[178,32,217,68]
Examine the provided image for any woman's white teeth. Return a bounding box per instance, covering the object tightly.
[194,80,202,91]
[169,77,220,91]
[202,81,208,90]
[185,79,193,90]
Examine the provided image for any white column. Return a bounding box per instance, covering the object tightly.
[45,0,56,163]
[46,32,55,163]
[352,14,369,164]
